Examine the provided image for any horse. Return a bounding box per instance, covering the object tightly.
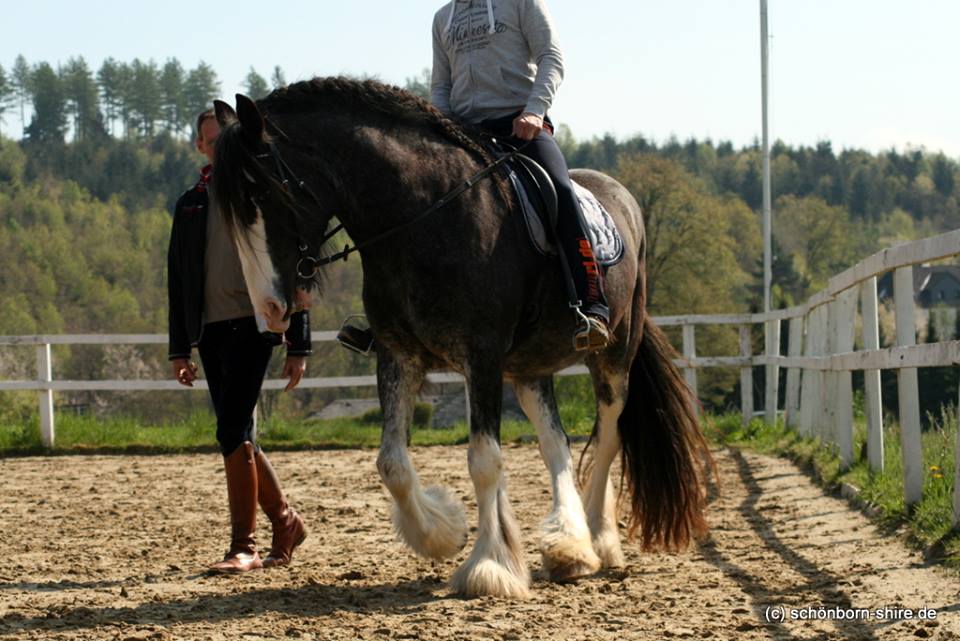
[211,77,711,599]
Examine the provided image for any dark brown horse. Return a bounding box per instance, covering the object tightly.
[212,77,710,598]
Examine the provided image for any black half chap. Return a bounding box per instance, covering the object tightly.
[198,316,274,455]
[479,112,609,322]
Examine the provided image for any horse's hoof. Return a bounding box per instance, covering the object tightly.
[450,558,531,599]
[541,541,602,582]
[593,532,626,569]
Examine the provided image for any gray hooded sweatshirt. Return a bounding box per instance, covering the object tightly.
[431,0,564,124]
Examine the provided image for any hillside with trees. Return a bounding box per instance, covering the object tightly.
[0,55,958,421]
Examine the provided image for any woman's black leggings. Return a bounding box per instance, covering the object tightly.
[478,112,608,322]
[198,316,274,456]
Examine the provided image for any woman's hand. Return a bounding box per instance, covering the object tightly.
[512,112,544,141]
[282,356,307,391]
[172,358,198,387]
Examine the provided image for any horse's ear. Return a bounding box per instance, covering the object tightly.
[213,100,237,127]
[235,94,265,143]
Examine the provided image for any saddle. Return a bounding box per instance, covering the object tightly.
[502,152,624,267]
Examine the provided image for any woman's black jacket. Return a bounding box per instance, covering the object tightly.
[167,172,311,360]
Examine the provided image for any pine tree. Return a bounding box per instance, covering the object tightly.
[25,62,67,143]
[271,65,286,89]
[0,64,14,140]
[11,55,31,130]
[244,67,269,100]
[97,58,122,136]
[61,56,101,141]
[128,59,161,138]
[184,62,220,133]
[159,58,186,135]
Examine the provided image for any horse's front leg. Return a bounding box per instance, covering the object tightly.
[376,349,466,560]
[450,357,530,598]
[514,377,600,581]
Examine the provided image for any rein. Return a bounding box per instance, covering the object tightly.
[258,138,527,281]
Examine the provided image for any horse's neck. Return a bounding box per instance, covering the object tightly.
[318,124,488,244]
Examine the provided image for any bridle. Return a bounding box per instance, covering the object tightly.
[253,137,528,283]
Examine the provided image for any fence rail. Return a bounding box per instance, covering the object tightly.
[2,230,960,523]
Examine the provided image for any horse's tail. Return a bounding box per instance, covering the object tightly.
[617,316,713,551]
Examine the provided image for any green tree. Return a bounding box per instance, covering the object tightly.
[244,67,270,100]
[184,62,220,132]
[931,154,956,198]
[774,195,857,293]
[0,64,13,139]
[97,58,123,136]
[127,59,161,138]
[25,62,67,143]
[271,65,286,89]
[11,54,31,130]
[403,68,431,100]
[159,58,187,135]
[61,56,102,141]
[615,154,756,313]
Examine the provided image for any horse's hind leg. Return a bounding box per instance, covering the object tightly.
[450,359,530,598]
[376,349,466,560]
[513,377,601,581]
[582,365,627,568]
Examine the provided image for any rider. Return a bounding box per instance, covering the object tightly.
[431,0,609,350]
[167,109,310,572]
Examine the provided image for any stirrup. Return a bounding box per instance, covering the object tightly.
[573,309,610,352]
[335,315,374,356]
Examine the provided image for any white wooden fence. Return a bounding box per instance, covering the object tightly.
[2,231,960,522]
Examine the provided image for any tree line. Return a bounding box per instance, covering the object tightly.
[0,55,286,142]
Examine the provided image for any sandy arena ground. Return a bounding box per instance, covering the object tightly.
[1,444,958,640]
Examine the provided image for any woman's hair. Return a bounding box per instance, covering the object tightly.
[195,109,216,139]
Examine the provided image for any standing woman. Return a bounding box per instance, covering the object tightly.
[431,0,610,349]
[167,110,309,572]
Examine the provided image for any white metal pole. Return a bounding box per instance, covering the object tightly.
[36,343,55,448]
[760,0,772,315]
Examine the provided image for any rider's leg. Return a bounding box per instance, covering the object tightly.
[519,128,609,326]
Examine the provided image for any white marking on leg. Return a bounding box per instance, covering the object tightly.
[584,374,627,568]
[514,382,600,581]
[376,354,465,560]
[451,433,530,598]
[377,442,465,560]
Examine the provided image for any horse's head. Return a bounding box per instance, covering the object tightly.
[211,95,326,332]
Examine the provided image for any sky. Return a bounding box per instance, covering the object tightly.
[3,0,958,157]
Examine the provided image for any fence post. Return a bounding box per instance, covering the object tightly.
[824,301,841,446]
[784,316,804,429]
[835,288,857,469]
[954,381,960,527]
[36,343,55,448]
[860,276,884,473]
[894,265,923,506]
[764,318,780,425]
[682,324,699,415]
[739,325,753,427]
[799,309,817,438]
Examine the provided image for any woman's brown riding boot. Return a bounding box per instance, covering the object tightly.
[255,450,307,568]
[210,442,263,573]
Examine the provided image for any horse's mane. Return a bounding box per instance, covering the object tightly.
[262,77,498,168]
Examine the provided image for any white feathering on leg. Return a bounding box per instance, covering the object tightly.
[391,484,467,560]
